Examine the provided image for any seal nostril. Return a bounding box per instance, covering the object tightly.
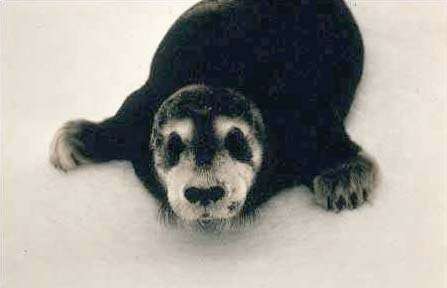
[184,187,202,204]
[208,186,225,202]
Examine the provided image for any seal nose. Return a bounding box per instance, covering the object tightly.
[184,186,225,206]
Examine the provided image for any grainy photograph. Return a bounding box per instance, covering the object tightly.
[1,0,446,287]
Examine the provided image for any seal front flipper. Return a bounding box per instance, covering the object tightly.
[50,85,155,171]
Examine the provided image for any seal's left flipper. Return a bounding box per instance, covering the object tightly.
[313,151,377,211]
[49,118,142,171]
[50,86,154,171]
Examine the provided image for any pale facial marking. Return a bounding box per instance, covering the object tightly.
[214,116,263,170]
[214,116,251,139]
[161,119,194,142]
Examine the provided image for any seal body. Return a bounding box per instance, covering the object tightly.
[149,0,364,174]
[50,0,376,227]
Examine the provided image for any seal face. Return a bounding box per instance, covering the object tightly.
[151,85,265,223]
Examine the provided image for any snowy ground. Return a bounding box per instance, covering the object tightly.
[2,1,446,288]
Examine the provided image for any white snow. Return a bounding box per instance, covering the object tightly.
[2,2,446,287]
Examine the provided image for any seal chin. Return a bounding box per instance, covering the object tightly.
[158,199,254,232]
[195,217,229,232]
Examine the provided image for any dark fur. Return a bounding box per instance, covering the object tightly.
[63,0,368,218]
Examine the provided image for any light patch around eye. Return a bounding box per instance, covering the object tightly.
[161,118,194,142]
[214,116,251,139]
[214,116,263,170]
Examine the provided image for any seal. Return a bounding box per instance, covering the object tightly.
[50,0,377,229]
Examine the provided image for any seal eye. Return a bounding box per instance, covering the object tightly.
[166,132,185,166]
[225,127,252,162]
